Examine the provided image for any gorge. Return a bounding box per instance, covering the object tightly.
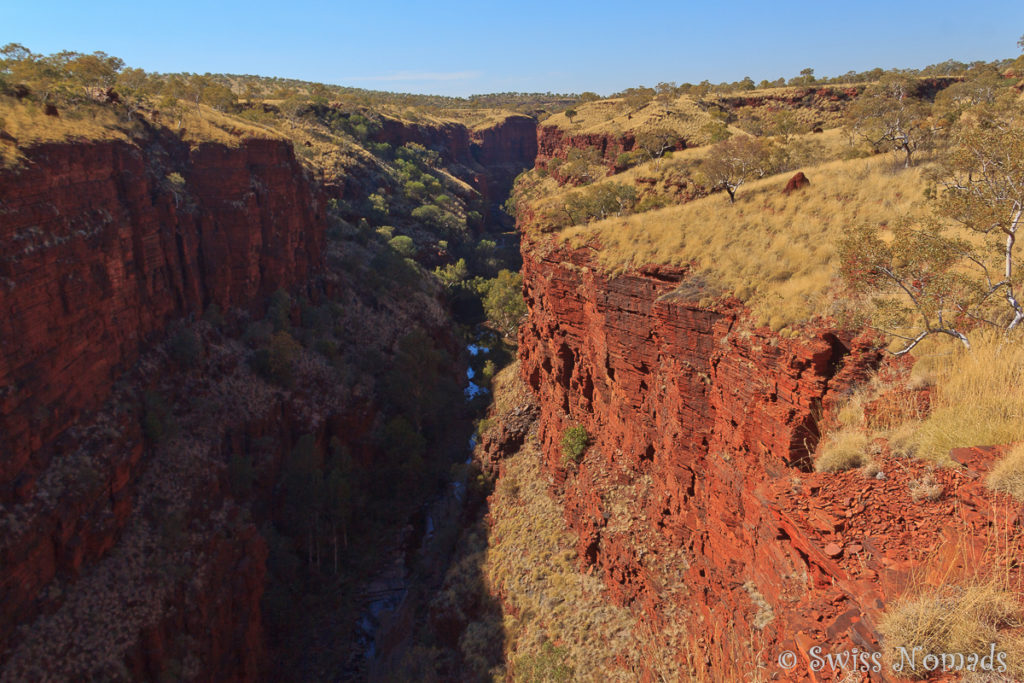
[2,59,1024,683]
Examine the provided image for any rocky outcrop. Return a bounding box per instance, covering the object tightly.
[715,85,863,111]
[470,115,538,169]
[0,137,325,503]
[517,240,1021,679]
[535,126,638,175]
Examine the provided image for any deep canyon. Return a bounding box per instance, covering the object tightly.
[1,101,1020,683]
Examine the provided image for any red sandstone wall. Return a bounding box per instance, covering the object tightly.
[0,138,325,501]
[518,240,1021,681]
[470,114,538,168]
[0,136,325,679]
[535,125,639,175]
[373,115,473,166]
[470,114,539,213]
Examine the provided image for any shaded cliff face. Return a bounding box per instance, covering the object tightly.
[0,138,324,502]
[517,240,1018,679]
[0,116,500,680]
[374,115,473,166]
[0,136,325,679]
[470,114,539,224]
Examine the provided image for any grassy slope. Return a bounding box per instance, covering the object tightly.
[543,94,738,144]
[0,98,282,165]
[557,148,929,329]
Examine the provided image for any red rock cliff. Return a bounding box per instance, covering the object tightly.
[373,115,473,166]
[470,115,539,222]
[0,138,325,501]
[535,125,638,175]
[518,240,1021,680]
[0,136,325,679]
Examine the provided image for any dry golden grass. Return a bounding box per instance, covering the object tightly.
[174,103,283,146]
[484,437,644,681]
[560,153,930,328]
[544,94,736,145]
[0,98,128,165]
[986,443,1024,503]
[489,361,533,417]
[879,510,1024,680]
[880,580,1024,680]
[910,332,1024,464]
[529,127,851,221]
[813,330,1024,472]
[0,97,282,167]
[478,363,647,681]
[439,108,524,131]
[814,428,870,472]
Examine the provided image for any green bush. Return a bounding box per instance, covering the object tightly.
[202,303,225,329]
[561,425,590,464]
[267,288,292,332]
[388,235,416,257]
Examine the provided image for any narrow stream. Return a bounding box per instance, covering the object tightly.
[351,333,496,673]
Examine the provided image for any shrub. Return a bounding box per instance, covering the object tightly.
[560,425,590,464]
[515,641,574,682]
[388,235,416,257]
[202,303,225,329]
[142,390,175,443]
[267,288,292,332]
[251,330,301,386]
[814,429,868,472]
[908,472,944,502]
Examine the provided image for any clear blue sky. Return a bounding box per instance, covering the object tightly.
[5,1,1023,97]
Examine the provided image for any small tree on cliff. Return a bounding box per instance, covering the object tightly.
[839,221,977,353]
[552,146,604,185]
[698,135,774,203]
[839,100,1024,353]
[635,128,678,166]
[483,269,527,341]
[565,108,578,124]
[845,74,931,168]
